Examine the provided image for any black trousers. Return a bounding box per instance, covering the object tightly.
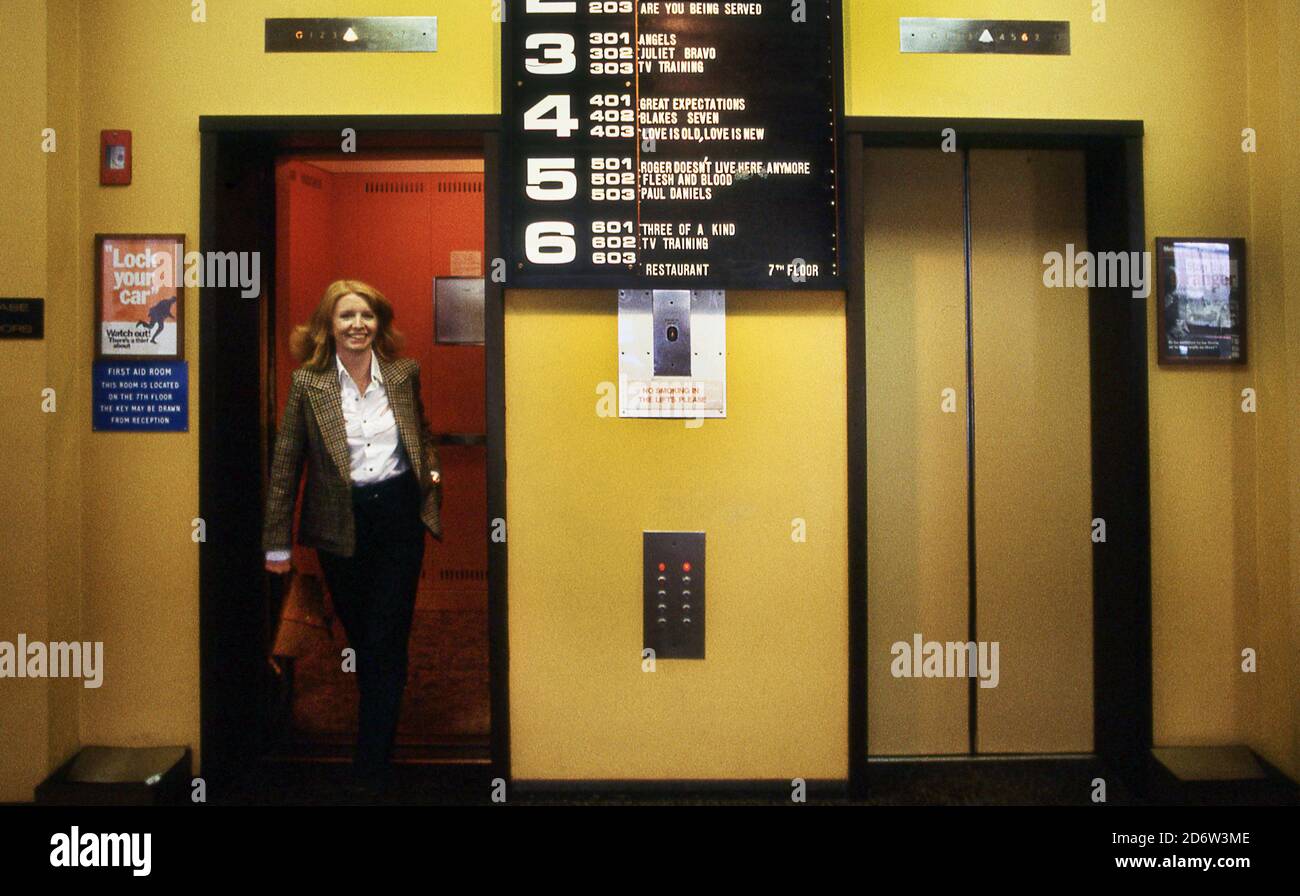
[317,468,425,778]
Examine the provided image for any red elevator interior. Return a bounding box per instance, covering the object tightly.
[271,152,488,759]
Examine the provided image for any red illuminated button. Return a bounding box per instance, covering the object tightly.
[682,562,691,572]
[657,562,666,572]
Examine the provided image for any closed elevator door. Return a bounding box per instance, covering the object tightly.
[865,147,1094,756]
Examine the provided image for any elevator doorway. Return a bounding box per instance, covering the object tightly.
[268,151,490,762]
[199,118,506,788]
[865,147,1096,756]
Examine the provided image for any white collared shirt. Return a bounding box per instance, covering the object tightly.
[265,351,408,564]
[335,350,410,486]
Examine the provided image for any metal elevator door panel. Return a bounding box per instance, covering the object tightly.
[865,148,971,756]
[864,147,1094,757]
[970,149,1094,753]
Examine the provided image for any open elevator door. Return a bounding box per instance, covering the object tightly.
[269,152,489,762]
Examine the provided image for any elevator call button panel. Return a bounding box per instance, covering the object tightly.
[652,291,692,377]
[644,531,705,660]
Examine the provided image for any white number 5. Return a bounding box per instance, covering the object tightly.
[526,158,577,201]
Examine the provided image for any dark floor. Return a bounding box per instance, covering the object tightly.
[212,756,1299,806]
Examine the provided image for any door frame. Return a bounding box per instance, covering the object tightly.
[197,115,509,785]
[843,118,1151,798]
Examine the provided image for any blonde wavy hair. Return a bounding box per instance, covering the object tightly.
[289,279,406,369]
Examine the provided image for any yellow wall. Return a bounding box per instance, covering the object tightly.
[0,0,500,801]
[505,291,847,779]
[0,0,83,804]
[1244,0,1300,781]
[1,0,48,800]
[0,0,1295,797]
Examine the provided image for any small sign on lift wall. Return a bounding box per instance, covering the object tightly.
[0,298,43,339]
[93,360,188,432]
[900,19,1071,55]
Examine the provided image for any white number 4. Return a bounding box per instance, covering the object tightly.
[524,95,580,138]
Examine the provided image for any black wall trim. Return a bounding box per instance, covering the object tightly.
[846,116,1144,143]
[961,148,979,755]
[482,130,511,784]
[845,135,867,796]
[199,127,279,783]
[1085,135,1153,790]
[199,114,501,134]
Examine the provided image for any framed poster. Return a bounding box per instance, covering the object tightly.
[95,234,185,360]
[1156,237,1246,365]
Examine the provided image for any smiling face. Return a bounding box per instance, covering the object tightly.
[332,292,378,356]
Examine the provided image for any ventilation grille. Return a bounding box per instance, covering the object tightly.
[364,180,425,194]
[439,568,488,583]
[437,179,483,194]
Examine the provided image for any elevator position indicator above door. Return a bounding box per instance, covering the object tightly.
[899,19,1070,55]
[265,17,437,53]
[644,532,705,660]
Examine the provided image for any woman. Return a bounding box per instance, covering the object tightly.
[262,279,442,793]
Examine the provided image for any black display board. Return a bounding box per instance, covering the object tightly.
[504,0,843,290]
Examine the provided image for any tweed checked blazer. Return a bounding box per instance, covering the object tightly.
[262,355,442,559]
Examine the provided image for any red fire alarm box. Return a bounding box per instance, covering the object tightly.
[100,130,131,186]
